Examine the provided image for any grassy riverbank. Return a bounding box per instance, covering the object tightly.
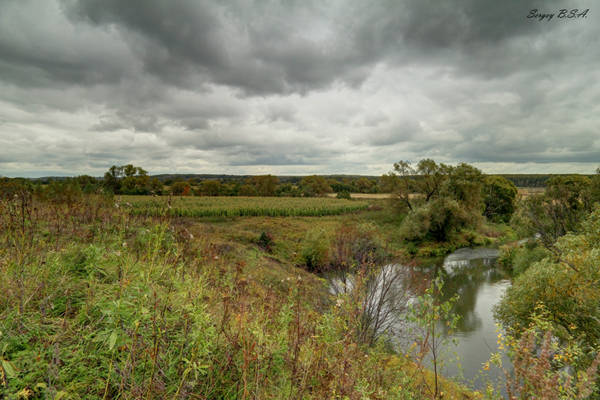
[0,191,512,399]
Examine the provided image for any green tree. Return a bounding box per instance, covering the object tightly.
[300,175,332,197]
[103,165,151,195]
[445,163,485,213]
[246,175,279,197]
[386,160,485,243]
[382,161,415,211]
[512,174,592,249]
[171,181,190,196]
[149,177,163,195]
[384,159,451,211]
[336,190,352,200]
[482,175,518,223]
[354,177,373,193]
[494,206,600,342]
[238,184,258,197]
[415,159,450,202]
[400,197,472,242]
[198,180,222,196]
[103,165,123,194]
[408,275,460,399]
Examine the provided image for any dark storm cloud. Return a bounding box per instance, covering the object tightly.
[0,1,133,89]
[56,0,559,96]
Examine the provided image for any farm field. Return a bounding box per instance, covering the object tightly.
[122,195,370,217]
[327,192,391,199]
[517,187,545,197]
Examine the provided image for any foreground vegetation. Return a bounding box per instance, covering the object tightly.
[3,159,600,399]
[0,181,484,399]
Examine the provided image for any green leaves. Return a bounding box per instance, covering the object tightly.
[495,207,600,342]
[109,330,118,351]
[1,359,16,379]
[407,274,461,399]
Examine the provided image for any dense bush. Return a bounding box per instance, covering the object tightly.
[336,190,352,200]
[399,197,478,243]
[495,207,600,343]
[497,241,551,275]
[300,228,331,271]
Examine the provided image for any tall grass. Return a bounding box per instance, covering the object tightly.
[0,183,480,399]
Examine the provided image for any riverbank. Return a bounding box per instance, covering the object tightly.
[1,194,514,398]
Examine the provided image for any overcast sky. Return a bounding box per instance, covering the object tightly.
[1,0,598,177]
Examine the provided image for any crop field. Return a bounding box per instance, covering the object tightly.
[121,195,370,217]
[517,187,546,197]
[327,192,391,199]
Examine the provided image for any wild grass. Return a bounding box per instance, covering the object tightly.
[0,186,480,399]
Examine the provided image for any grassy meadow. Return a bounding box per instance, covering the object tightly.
[0,189,497,399]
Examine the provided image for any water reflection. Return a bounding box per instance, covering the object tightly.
[324,246,512,393]
[414,246,512,393]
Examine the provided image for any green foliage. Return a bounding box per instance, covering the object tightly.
[171,181,190,196]
[44,178,84,204]
[257,231,275,252]
[408,275,461,399]
[335,190,352,200]
[385,160,487,246]
[495,207,600,342]
[0,192,374,399]
[445,162,485,213]
[196,180,222,196]
[299,175,333,197]
[103,164,151,195]
[415,158,450,202]
[489,308,600,400]
[497,241,551,275]
[246,175,279,197]
[354,177,374,193]
[237,183,259,196]
[399,197,474,243]
[482,175,518,223]
[385,160,417,211]
[301,229,331,272]
[329,223,389,269]
[512,174,595,248]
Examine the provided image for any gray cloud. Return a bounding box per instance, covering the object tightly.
[0,0,598,177]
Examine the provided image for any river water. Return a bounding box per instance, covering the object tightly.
[415,246,512,393]
[325,246,513,393]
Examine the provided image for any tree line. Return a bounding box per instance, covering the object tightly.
[3,165,583,199]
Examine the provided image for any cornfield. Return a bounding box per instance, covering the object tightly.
[121,195,369,217]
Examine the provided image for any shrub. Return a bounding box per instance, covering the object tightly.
[336,190,352,200]
[301,229,330,272]
[498,241,551,275]
[257,231,275,252]
[400,197,477,243]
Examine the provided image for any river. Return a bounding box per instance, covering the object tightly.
[415,246,512,393]
[325,245,513,394]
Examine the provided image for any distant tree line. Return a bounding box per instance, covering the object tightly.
[3,165,595,200]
